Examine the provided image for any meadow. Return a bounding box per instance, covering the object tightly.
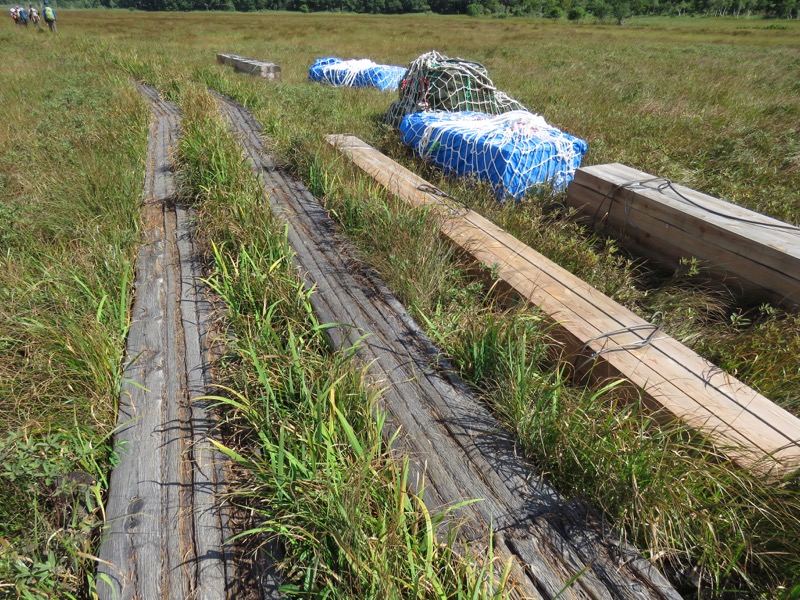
[1,10,799,599]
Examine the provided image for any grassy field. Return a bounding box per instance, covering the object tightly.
[0,23,148,598]
[1,10,799,599]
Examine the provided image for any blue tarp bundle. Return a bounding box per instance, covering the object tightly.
[309,57,407,92]
[400,110,588,199]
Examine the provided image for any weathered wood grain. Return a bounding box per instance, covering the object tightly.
[567,163,800,307]
[217,95,681,600]
[97,84,231,600]
[326,134,800,480]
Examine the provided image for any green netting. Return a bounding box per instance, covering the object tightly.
[384,50,526,128]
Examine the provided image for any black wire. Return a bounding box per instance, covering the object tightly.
[576,312,664,372]
[416,183,473,218]
[593,177,800,233]
[417,183,452,199]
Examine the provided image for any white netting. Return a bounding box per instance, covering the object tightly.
[384,50,526,128]
[309,57,407,92]
[400,110,588,199]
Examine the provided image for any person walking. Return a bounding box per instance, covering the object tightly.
[42,1,56,32]
[17,5,29,26]
[29,5,41,29]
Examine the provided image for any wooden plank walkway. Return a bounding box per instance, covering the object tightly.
[216,53,282,81]
[326,135,800,480]
[567,162,800,308]
[97,84,231,600]
[217,94,681,600]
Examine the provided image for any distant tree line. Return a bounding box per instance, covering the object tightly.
[66,0,799,22]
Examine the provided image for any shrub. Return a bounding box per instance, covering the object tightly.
[568,5,586,19]
[466,3,483,15]
[545,3,563,17]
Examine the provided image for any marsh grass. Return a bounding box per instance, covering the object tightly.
[302,144,800,596]
[0,29,147,599]
[3,12,799,598]
[95,15,800,596]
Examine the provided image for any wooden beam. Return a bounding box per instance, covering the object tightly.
[216,53,281,81]
[326,134,800,480]
[567,163,800,308]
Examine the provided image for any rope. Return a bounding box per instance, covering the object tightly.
[416,184,471,217]
[384,50,526,128]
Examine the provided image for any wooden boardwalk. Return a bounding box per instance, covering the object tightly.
[218,95,681,599]
[567,163,800,308]
[327,135,800,480]
[96,84,230,600]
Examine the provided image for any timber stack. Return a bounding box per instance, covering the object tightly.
[216,53,282,80]
[567,163,800,308]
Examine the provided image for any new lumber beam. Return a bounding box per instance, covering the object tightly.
[326,134,800,480]
[567,163,800,308]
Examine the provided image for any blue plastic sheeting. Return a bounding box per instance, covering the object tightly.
[309,57,407,92]
[400,110,588,199]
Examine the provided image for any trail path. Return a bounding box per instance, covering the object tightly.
[94,81,682,599]
[215,94,681,600]
[97,85,230,600]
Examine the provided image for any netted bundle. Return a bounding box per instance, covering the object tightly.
[384,51,525,128]
[308,57,407,92]
[400,110,588,199]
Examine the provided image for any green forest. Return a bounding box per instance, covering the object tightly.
[59,0,799,23]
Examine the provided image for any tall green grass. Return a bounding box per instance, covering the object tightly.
[0,28,148,599]
[96,14,799,597]
[294,129,800,599]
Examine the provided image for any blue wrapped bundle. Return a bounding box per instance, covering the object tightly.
[400,110,588,199]
[309,57,407,92]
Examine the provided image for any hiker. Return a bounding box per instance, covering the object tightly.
[10,6,19,24]
[18,5,29,26]
[29,5,41,28]
[42,1,55,32]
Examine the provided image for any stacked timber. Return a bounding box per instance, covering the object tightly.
[216,53,281,80]
[567,163,800,308]
[327,134,800,481]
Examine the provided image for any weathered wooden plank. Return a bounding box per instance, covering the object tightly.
[326,134,800,480]
[568,163,800,307]
[218,95,681,600]
[175,199,233,599]
[216,53,282,81]
[568,171,798,281]
[97,84,230,600]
